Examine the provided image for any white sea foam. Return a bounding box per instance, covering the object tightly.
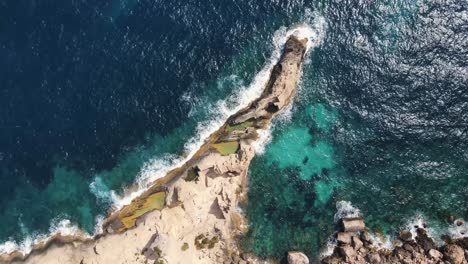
[403,213,449,246]
[448,218,468,239]
[0,219,87,255]
[369,232,394,250]
[0,18,326,257]
[404,213,429,240]
[89,176,113,204]
[333,201,395,250]
[93,215,106,235]
[334,200,362,222]
[252,126,273,155]
[320,238,337,257]
[108,18,325,211]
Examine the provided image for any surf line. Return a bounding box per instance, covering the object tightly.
[0,22,323,263]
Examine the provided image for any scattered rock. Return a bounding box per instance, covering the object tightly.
[341,218,365,232]
[321,216,468,264]
[287,251,309,264]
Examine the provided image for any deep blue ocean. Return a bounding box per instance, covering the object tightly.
[1,0,467,261]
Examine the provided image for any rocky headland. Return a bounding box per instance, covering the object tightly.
[2,26,467,264]
[1,31,309,264]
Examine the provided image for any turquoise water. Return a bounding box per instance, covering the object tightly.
[242,99,344,259]
[0,0,309,251]
[1,0,467,261]
[243,1,468,261]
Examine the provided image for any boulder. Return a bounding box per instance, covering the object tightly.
[415,228,436,252]
[358,247,368,254]
[352,236,363,250]
[287,251,309,264]
[366,253,381,263]
[339,245,356,261]
[336,232,352,245]
[399,230,412,242]
[403,243,414,252]
[428,249,443,260]
[443,244,465,264]
[395,247,411,260]
[341,218,365,232]
[360,231,372,244]
[321,256,342,264]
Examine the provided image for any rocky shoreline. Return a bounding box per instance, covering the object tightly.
[2,26,467,264]
[318,216,468,264]
[1,30,310,264]
[285,216,468,264]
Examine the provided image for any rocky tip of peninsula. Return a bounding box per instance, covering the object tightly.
[286,215,468,264]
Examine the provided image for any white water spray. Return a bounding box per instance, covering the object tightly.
[0,17,326,256]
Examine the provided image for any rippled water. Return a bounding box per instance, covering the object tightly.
[1,0,467,260]
[243,0,468,261]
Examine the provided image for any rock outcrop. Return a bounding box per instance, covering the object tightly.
[2,32,310,264]
[321,217,468,264]
[288,251,310,264]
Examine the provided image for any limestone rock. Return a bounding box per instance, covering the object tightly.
[352,236,363,250]
[399,230,412,242]
[416,228,436,252]
[341,218,365,232]
[321,256,342,264]
[443,244,465,264]
[367,253,381,263]
[321,218,468,264]
[360,231,371,244]
[339,245,356,261]
[336,232,352,245]
[287,251,309,264]
[428,249,442,260]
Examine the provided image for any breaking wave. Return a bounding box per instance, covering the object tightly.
[0,18,325,257]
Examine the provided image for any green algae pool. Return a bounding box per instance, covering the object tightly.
[212,141,240,155]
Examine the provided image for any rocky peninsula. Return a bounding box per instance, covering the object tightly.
[1,32,310,264]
